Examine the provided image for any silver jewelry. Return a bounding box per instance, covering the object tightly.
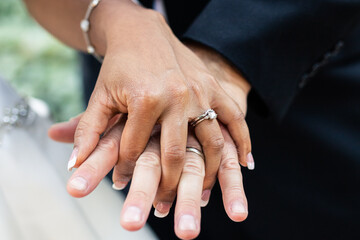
[80,0,104,63]
[190,109,217,127]
[186,147,205,160]
[0,98,36,147]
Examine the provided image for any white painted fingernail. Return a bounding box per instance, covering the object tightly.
[231,201,247,214]
[200,190,211,207]
[154,202,171,218]
[178,215,196,231]
[112,182,127,191]
[122,206,142,223]
[154,209,169,218]
[67,148,78,171]
[247,152,255,170]
[69,177,88,191]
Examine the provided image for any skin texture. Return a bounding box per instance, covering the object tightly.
[48,42,252,239]
[24,2,254,235]
[49,115,248,240]
[23,0,253,216]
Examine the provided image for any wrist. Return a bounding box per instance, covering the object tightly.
[88,0,145,56]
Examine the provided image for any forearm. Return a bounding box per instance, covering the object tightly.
[22,0,140,54]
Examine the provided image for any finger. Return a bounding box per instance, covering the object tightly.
[174,134,205,240]
[69,97,116,171]
[114,102,161,190]
[153,114,188,218]
[67,117,126,198]
[218,125,248,222]
[48,113,83,143]
[49,113,121,144]
[193,117,224,201]
[214,96,254,170]
[120,137,162,231]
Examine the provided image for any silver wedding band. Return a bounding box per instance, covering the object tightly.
[186,147,205,160]
[190,109,217,127]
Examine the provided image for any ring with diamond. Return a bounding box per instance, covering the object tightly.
[186,147,205,160]
[190,109,217,127]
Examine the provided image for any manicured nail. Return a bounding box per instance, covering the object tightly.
[154,209,169,218]
[67,148,78,171]
[201,189,211,207]
[247,152,255,170]
[69,176,88,191]
[178,215,196,231]
[231,201,247,214]
[112,181,128,191]
[122,206,142,223]
[154,202,171,218]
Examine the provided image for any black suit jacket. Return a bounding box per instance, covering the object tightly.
[80,1,360,239]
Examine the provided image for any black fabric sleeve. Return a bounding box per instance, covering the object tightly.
[182,0,360,119]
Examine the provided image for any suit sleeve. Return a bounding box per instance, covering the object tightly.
[182,0,360,119]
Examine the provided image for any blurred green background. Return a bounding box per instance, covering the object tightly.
[0,0,83,122]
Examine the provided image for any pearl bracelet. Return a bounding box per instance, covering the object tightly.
[80,0,104,63]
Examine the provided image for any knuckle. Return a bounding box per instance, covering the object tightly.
[75,117,103,139]
[171,84,189,99]
[203,74,221,90]
[220,158,241,172]
[74,124,86,140]
[183,158,205,177]
[90,87,115,112]
[189,82,203,99]
[157,187,177,199]
[130,190,151,203]
[225,186,244,197]
[130,92,161,109]
[113,164,134,181]
[164,144,185,163]
[203,136,225,151]
[136,152,161,169]
[228,185,243,193]
[98,137,118,152]
[205,74,217,84]
[232,111,246,123]
[179,198,198,209]
[122,147,143,162]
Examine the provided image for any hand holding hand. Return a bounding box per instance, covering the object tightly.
[70,0,253,217]
[49,114,248,240]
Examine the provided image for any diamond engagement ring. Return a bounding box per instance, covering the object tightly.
[186,147,205,160]
[190,109,217,127]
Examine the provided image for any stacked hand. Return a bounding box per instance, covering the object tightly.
[32,0,256,238]
[49,41,253,239]
[70,1,252,207]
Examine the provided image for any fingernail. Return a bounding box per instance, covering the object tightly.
[67,148,78,171]
[247,152,255,170]
[154,209,169,218]
[200,189,211,207]
[178,215,197,231]
[112,181,128,191]
[154,202,171,218]
[69,176,88,191]
[231,201,247,214]
[122,206,142,223]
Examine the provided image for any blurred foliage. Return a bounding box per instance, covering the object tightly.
[0,0,83,122]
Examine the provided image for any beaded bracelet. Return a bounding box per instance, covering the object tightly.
[80,0,104,63]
